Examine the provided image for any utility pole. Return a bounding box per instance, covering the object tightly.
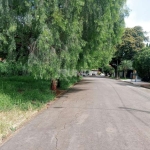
[116,59,118,79]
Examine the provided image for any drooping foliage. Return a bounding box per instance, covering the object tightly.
[0,0,127,79]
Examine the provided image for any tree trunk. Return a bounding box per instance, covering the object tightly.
[112,66,117,78]
[51,80,57,91]
[115,67,118,78]
[124,70,127,79]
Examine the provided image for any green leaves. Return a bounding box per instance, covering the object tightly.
[79,0,127,69]
[133,47,150,81]
[0,0,127,79]
[115,26,147,61]
[120,60,133,70]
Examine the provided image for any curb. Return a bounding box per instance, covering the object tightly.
[119,80,150,89]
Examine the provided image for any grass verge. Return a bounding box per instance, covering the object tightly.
[0,76,55,143]
[0,75,82,144]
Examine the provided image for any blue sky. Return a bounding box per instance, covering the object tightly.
[125,0,150,38]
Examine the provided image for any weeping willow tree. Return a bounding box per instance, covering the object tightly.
[78,0,127,69]
[0,0,127,82]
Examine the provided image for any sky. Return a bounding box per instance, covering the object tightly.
[125,0,150,40]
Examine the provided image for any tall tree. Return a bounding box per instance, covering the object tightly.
[119,60,132,78]
[0,0,128,82]
[110,26,148,77]
[133,47,150,81]
[78,0,127,69]
[115,26,148,60]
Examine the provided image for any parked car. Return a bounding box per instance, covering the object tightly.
[82,72,87,76]
[92,71,97,76]
[100,73,105,76]
[80,72,88,76]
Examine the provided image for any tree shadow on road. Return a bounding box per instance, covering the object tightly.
[119,107,150,114]
[119,107,150,128]
[67,88,88,93]
[57,88,88,98]
[75,81,92,85]
[116,82,140,87]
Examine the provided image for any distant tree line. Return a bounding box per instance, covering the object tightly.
[110,26,150,80]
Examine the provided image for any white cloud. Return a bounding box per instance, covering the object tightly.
[125,0,150,39]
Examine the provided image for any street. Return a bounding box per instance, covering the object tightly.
[1,77,150,150]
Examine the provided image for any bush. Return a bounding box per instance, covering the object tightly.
[103,65,114,76]
[133,47,150,81]
[0,61,28,76]
[0,76,55,111]
[59,76,81,90]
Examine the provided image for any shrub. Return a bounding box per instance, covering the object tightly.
[103,65,115,76]
[0,76,55,111]
[0,61,28,76]
[59,76,81,90]
[133,47,150,81]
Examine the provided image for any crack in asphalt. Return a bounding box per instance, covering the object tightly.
[55,123,67,150]
[54,80,150,150]
[54,110,82,150]
[55,136,59,150]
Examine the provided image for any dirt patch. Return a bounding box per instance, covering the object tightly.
[0,89,66,145]
[140,84,150,89]
[56,89,66,96]
[0,110,38,144]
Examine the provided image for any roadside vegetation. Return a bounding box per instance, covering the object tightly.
[0,76,54,143]
[0,75,81,143]
[110,26,150,80]
[0,0,149,144]
[133,47,150,81]
[0,76,55,111]
[0,0,128,144]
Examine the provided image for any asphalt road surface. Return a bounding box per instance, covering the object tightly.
[1,77,150,150]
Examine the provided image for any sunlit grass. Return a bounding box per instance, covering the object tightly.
[0,75,81,143]
[0,76,55,143]
[0,76,55,111]
[0,109,38,143]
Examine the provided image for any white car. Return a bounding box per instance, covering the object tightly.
[81,72,88,76]
[92,71,97,76]
[100,73,105,76]
[82,73,87,76]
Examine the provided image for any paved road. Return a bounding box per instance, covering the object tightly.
[1,77,150,150]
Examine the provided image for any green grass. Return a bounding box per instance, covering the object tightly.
[0,75,82,143]
[0,76,55,111]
